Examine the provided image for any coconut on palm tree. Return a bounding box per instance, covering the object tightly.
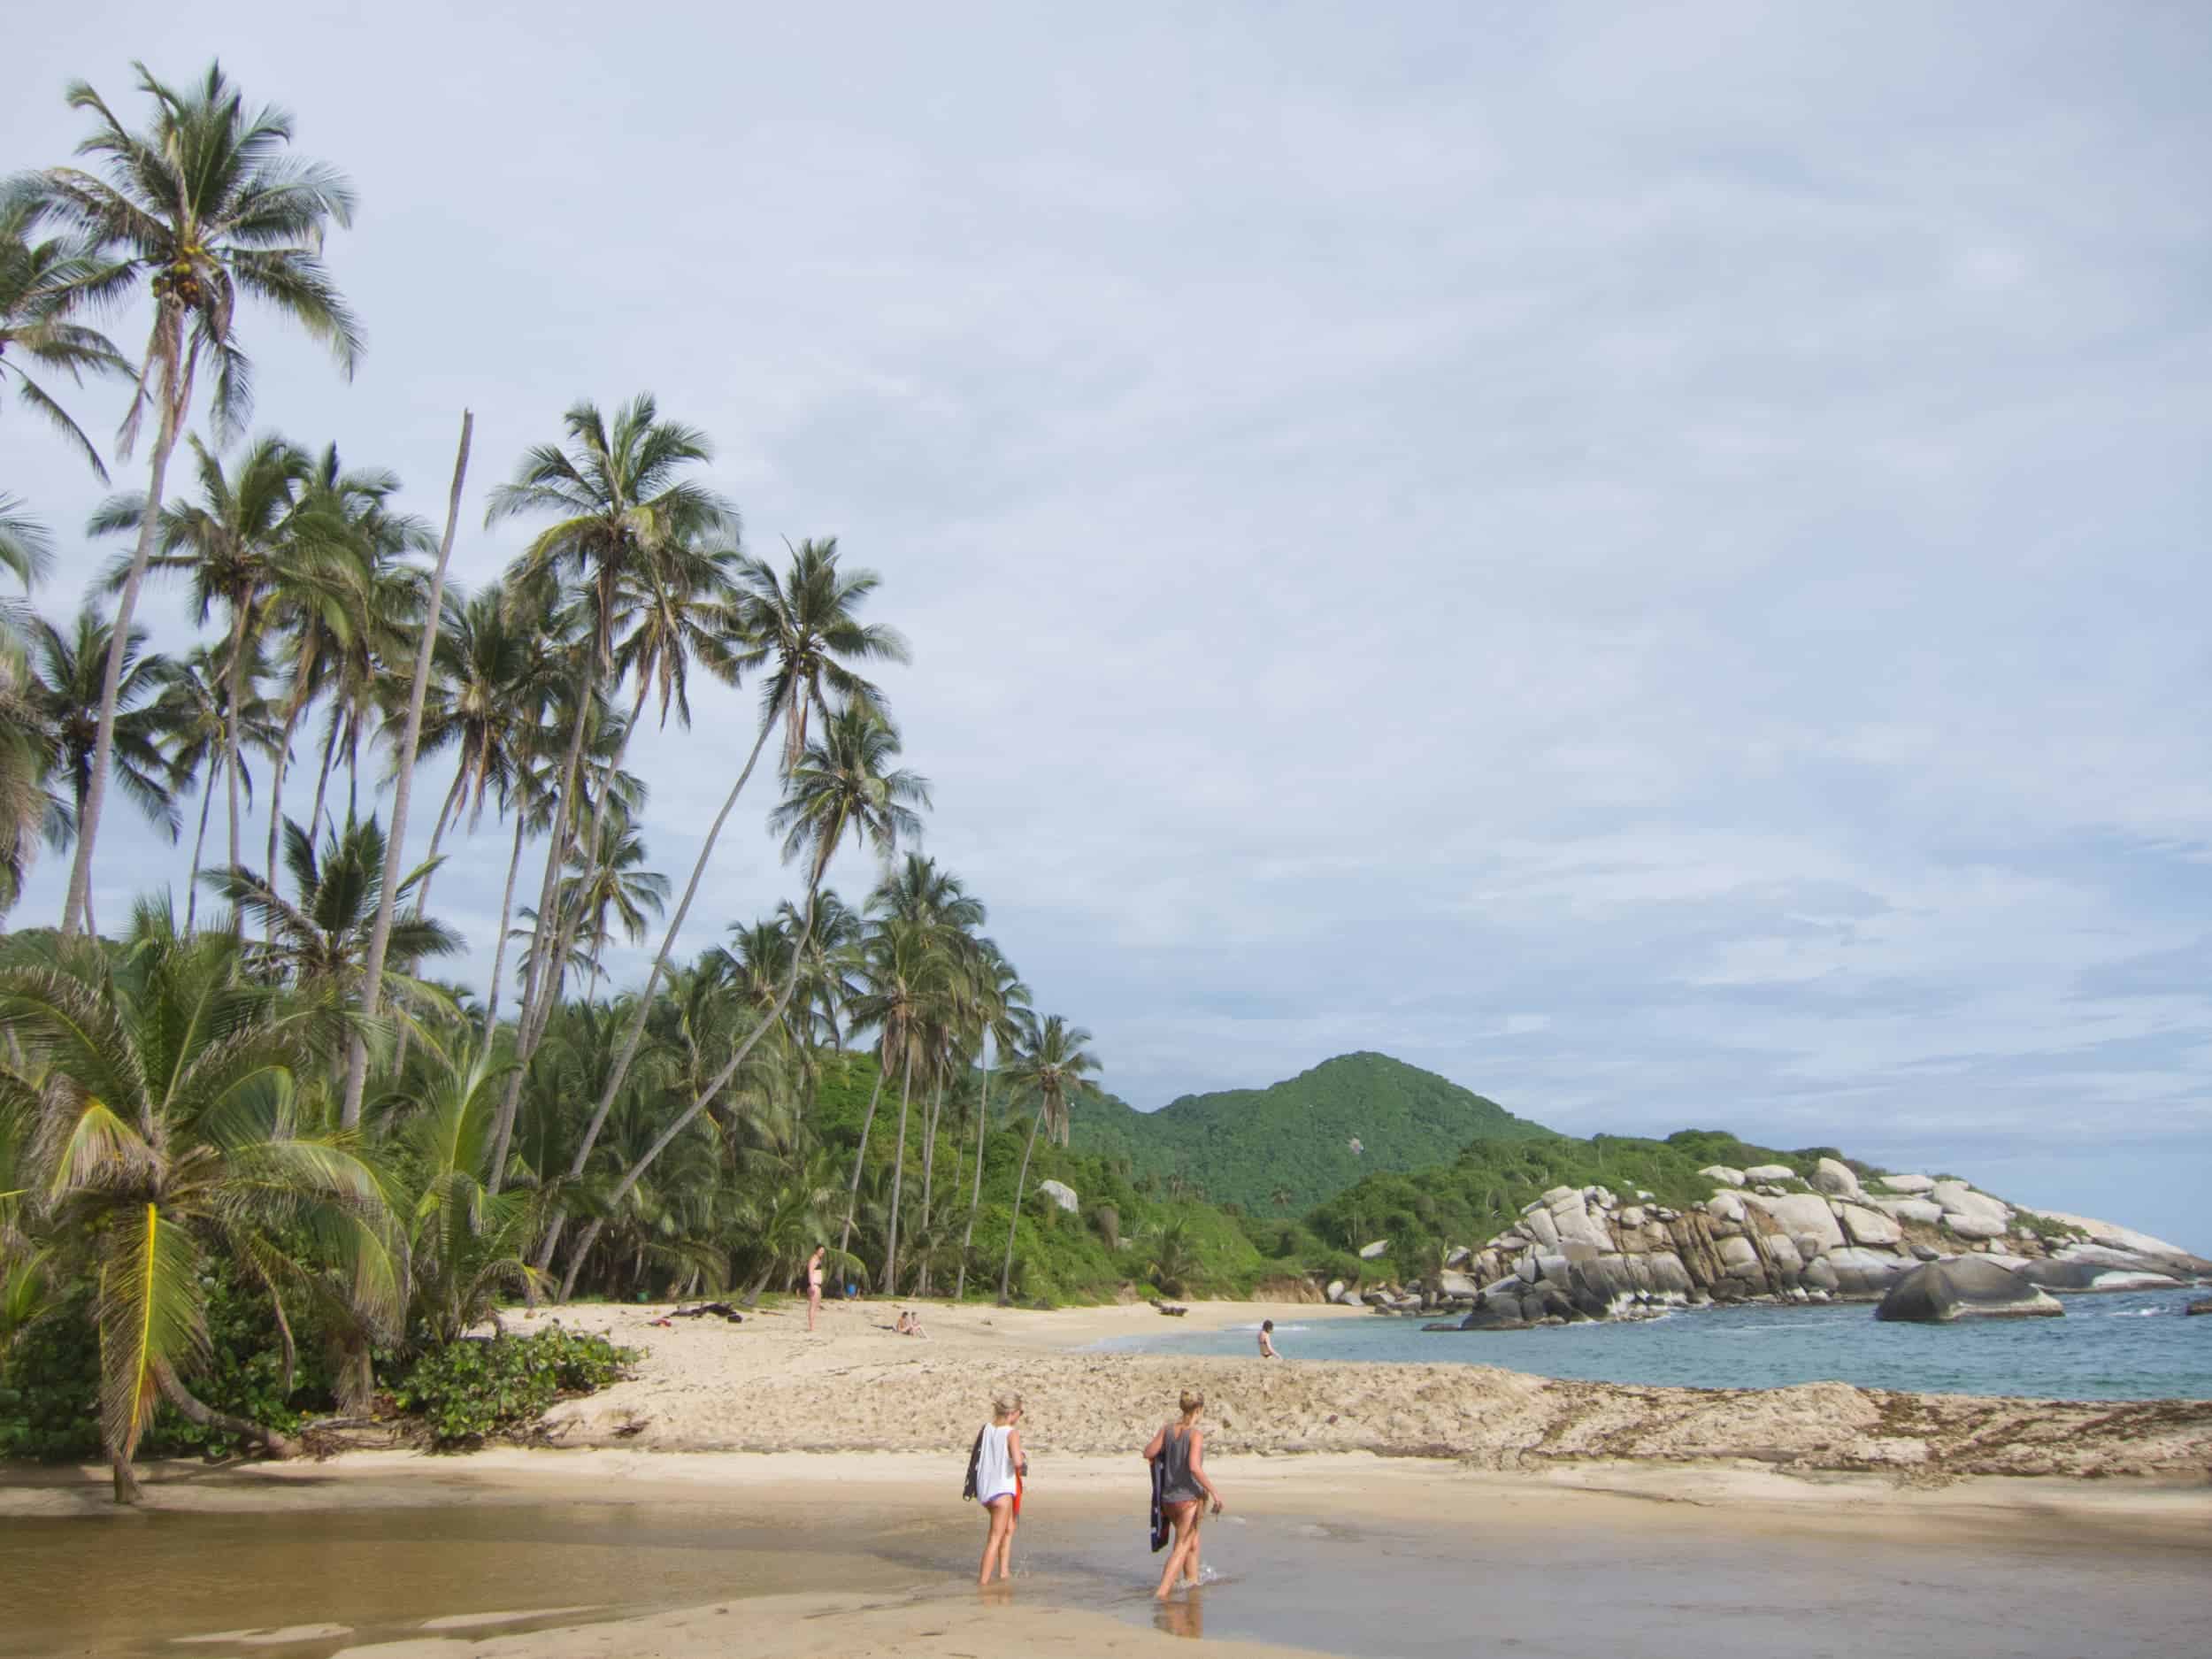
[35,61,360,940]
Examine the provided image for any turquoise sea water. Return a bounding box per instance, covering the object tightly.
[1102,1287,2211,1400]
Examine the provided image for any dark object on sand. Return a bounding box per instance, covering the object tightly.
[1156,1303,1188,1317]
[672,1302,744,1324]
[2188,1298,2211,1317]
[1874,1258,2063,1324]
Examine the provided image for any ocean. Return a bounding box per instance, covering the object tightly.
[1102,1286,2212,1400]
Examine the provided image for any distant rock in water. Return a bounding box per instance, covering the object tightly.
[2188,1298,2210,1317]
[1875,1258,2064,1324]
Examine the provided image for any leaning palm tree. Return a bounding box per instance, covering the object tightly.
[549,703,928,1294]
[25,604,178,934]
[570,537,908,1242]
[0,196,129,480]
[997,1015,1102,1303]
[0,902,394,1502]
[35,61,360,941]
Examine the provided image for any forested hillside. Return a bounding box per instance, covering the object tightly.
[1073,1052,1548,1213]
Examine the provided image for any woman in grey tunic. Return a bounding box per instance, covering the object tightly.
[1143,1388,1225,1599]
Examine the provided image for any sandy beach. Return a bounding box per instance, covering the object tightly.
[8,1298,2211,1658]
[523,1294,2212,1479]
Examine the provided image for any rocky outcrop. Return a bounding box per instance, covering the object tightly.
[1876,1259,2064,1323]
[1402,1163,2204,1336]
[1035,1179,1079,1213]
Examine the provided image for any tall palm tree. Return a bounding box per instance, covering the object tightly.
[25,604,178,934]
[481,396,731,1182]
[572,538,908,1240]
[552,703,928,1294]
[0,903,393,1502]
[266,442,434,910]
[90,433,355,874]
[837,918,949,1293]
[997,1015,1102,1303]
[561,802,669,997]
[36,61,360,940]
[0,196,129,480]
[956,944,1032,1298]
[155,641,277,929]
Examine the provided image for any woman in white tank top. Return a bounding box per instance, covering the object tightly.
[973,1394,1026,1585]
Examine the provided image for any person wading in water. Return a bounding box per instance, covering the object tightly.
[1143,1388,1224,1599]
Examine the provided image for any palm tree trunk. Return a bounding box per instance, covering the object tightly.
[340,411,470,1131]
[61,334,185,941]
[390,767,465,1077]
[495,680,593,1215]
[917,1070,945,1296]
[837,1060,890,1264]
[157,1362,301,1459]
[999,1102,1048,1304]
[486,809,526,1030]
[882,1048,916,1294]
[563,697,782,1229]
[183,766,217,931]
[107,1435,142,1505]
[219,598,254,880]
[955,1042,995,1300]
[556,841,831,1299]
[265,698,307,946]
[308,710,343,840]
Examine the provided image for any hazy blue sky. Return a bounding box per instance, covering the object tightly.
[10,4,2210,1248]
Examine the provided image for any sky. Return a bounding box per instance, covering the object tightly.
[9,3,2211,1249]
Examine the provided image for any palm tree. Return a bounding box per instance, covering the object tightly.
[90,434,354,875]
[997,1015,1102,1303]
[551,703,928,1294]
[571,538,908,1248]
[25,605,178,934]
[0,903,391,1502]
[561,802,669,996]
[955,944,1032,1298]
[0,494,53,593]
[206,815,458,1044]
[0,196,129,480]
[156,641,277,928]
[481,396,732,1110]
[841,918,954,1294]
[36,61,360,941]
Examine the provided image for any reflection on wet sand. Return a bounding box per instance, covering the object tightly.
[1154,1589,1205,1640]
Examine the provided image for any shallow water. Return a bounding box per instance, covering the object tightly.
[2,1477,2205,1659]
[1104,1287,2212,1399]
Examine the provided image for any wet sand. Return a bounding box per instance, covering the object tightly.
[5,1450,2209,1658]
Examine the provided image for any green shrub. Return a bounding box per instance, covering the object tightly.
[392,1328,634,1448]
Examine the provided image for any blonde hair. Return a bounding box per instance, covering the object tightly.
[992,1393,1023,1421]
[1179,1389,1204,1417]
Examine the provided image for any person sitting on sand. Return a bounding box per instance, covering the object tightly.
[806,1246,826,1333]
[1144,1389,1224,1600]
[896,1308,928,1339]
[1257,1319,1279,1359]
[972,1393,1026,1585]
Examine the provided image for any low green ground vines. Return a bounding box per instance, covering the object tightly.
[391,1328,635,1448]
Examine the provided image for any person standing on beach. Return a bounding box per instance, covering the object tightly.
[1144,1389,1224,1600]
[1257,1320,1279,1359]
[806,1247,826,1333]
[969,1394,1026,1586]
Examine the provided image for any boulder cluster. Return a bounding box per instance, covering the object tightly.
[1317,1159,2212,1333]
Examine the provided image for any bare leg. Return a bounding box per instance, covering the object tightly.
[1155,1502,1198,1599]
[996,1509,1018,1579]
[1183,1511,1204,1584]
[978,1497,1010,1586]
[808,1286,820,1332]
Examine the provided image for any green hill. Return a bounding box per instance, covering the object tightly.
[1071,1051,1548,1213]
